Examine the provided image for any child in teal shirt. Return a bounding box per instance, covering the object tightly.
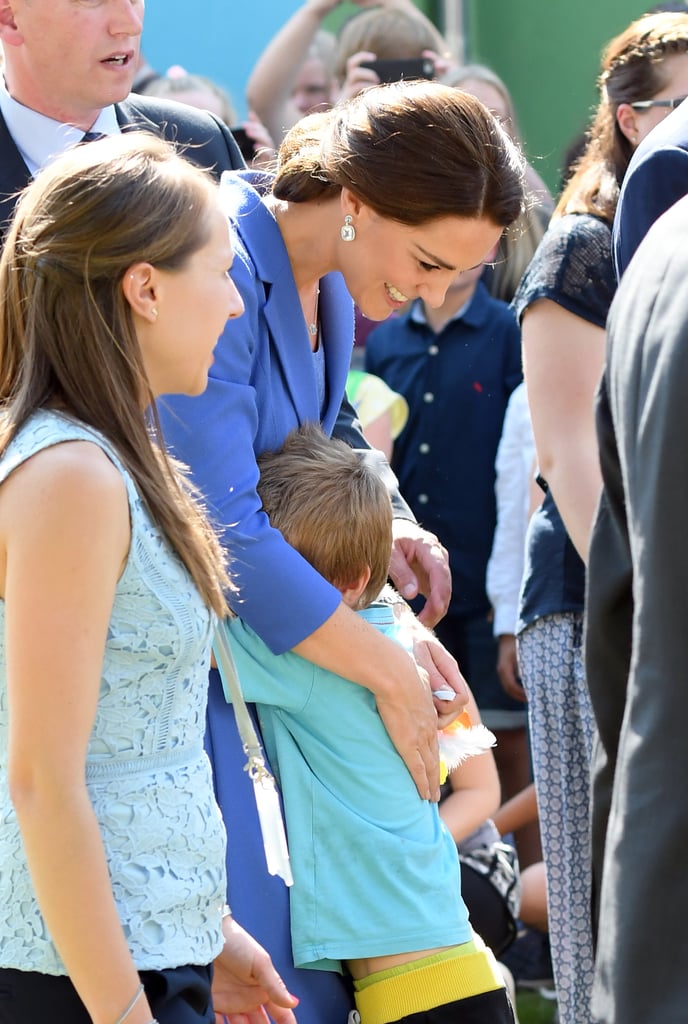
[226,425,514,1024]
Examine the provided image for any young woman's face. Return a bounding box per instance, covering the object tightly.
[337,202,503,321]
[138,201,244,398]
[629,52,688,146]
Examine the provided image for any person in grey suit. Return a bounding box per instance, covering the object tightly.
[586,192,688,1024]
[588,42,688,933]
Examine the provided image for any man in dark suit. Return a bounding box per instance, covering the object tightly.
[0,0,244,237]
[586,193,688,1024]
[612,95,688,277]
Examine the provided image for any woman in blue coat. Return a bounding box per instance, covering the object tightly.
[160,80,526,1023]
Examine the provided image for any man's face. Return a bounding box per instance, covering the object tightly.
[0,0,144,129]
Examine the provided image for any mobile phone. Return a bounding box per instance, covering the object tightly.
[359,57,435,84]
[230,126,255,164]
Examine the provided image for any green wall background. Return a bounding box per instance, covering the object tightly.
[464,1,657,194]
[324,1,660,195]
[324,0,436,33]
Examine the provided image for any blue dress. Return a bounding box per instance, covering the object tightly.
[159,173,356,1021]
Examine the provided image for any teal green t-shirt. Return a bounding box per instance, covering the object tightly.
[225,604,471,972]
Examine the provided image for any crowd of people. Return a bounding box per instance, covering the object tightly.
[0,1,687,1023]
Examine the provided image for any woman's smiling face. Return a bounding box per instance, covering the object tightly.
[336,197,503,321]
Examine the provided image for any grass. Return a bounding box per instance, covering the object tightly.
[516,989,558,1024]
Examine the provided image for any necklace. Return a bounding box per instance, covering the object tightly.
[308,287,320,337]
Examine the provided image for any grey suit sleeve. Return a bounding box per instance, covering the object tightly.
[590,201,688,1023]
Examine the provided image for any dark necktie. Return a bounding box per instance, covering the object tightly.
[80,131,107,143]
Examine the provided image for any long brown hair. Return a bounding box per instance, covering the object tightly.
[0,133,230,614]
[272,80,526,230]
[557,11,688,222]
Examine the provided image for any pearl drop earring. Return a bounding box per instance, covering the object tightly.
[340,215,356,242]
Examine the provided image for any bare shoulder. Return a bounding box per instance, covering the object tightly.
[5,438,126,502]
[0,439,129,539]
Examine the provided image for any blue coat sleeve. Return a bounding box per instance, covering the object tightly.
[158,236,341,654]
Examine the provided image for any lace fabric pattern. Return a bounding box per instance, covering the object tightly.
[511,212,616,331]
[0,411,226,973]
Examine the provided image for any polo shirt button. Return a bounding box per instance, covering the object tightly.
[428,345,439,355]
[423,392,434,403]
[419,443,430,454]
[418,493,429,504]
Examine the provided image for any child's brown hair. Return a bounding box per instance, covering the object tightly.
[257,424,392,609]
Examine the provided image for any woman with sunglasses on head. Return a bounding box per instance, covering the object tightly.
[511,12,688,1024]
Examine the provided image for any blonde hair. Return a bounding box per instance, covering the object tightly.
[445,63,553,301]
[445,63,520,141]
[257,424,392,610]
[0,133,231,615]
[333,8,447,84]
[141,70,236,126]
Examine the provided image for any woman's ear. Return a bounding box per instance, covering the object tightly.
[616,102,640,146]
[122,262,159,324]
[340,186,363,220]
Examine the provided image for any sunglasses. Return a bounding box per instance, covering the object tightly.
[629,96,688,111]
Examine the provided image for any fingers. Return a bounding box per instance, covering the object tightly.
[251,951,299,1015]
[496,635,528,703]
[388,542,420,603]
[389,523,451,626]
[376,679,440,801]
[264,1000,299,1024]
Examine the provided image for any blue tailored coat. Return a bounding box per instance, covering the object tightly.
[159,172,356,1023]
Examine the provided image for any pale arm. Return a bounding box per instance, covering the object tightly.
[492,782,538,836]
[245,0,340,142]
[522,299,605,563]
[2,443,156,1024]
[360,408,394,461]
[439,689,501,843]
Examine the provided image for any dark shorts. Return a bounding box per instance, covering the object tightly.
[393,986,515,1023]
[433,612,527,729]
[0,963,214,1024]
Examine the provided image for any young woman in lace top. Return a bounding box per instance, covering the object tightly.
[0,133,296,1024]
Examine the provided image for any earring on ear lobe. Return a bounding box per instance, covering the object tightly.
[340,214,356,242]
[151,308,158,319]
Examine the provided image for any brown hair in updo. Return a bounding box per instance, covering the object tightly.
[272,80,526,229]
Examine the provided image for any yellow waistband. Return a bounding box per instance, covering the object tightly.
[354,944,505,1024]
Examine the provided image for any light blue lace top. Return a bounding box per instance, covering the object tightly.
[0,410,227,974]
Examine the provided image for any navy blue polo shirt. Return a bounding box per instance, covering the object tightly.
[366,281,522,618]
